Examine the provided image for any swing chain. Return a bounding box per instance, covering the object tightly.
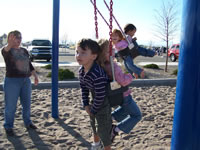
[94,0,98,39]
[109,0,113,56]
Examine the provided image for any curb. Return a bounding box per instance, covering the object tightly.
[129,78,176,87]
[0,78,176,91]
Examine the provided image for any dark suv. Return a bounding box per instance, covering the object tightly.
[168,44,180,62]
[27,39,52,62]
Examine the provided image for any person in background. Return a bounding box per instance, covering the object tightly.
[1,30,39,136]
[75,38,112,150]
[124,23,156,65]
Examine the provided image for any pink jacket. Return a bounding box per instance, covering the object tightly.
[113,62,133,97]
[114,36,132,51]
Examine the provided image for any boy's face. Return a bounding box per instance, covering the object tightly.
[75,46,97,67]
[127,29,136,37]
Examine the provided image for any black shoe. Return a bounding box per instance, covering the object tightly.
[26,124,37,130]
[111,125,118,143]
[5,128,14,136]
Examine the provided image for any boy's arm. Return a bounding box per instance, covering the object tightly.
[127,35,133,43]
[90,77,107,115]
[80,82,90,107]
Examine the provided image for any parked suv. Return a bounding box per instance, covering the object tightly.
[27,39,52,62]
[168,44,179,62]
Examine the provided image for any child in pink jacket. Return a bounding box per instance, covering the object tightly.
[97,39,142,143]
[112,29,144,79]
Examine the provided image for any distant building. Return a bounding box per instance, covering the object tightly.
[0,34,7,48]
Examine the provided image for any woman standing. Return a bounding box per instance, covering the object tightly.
[1,30,39,136]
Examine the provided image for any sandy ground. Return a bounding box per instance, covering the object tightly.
[0,65,177,150]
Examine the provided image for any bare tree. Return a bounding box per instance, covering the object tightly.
[61,33,68,45]
[154,0,179,72]
[148,40,154,49]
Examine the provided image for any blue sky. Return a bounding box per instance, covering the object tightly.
[0,0,182,46]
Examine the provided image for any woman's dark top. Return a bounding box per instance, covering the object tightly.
[1,47,34,78]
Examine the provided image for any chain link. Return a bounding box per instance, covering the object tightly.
[109,0,113,56]
[94,0,98,39]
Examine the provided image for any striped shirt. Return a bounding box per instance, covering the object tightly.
[79,62,109,115]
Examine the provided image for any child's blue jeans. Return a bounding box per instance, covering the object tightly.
[111,95,142,134]
[124,55,143,75]
[138,46,155,57]
[3,77,32,129]
[133,40,155,57]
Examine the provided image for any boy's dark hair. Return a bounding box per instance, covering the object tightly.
[77,38,101,55]
[124,24,137,34]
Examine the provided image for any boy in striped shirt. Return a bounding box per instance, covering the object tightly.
[75,39,112,150]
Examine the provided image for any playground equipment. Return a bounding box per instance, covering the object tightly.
[52,0,60,118]
[171,0,200,149]
[90,0,134,49]
[92,0,121,90]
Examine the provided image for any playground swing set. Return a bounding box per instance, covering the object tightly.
[51,0,200,149]
[91,0,135,91]
[90,0,127,107]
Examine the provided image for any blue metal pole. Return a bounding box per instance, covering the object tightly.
[51,0,60,118]
[171,0,200,149]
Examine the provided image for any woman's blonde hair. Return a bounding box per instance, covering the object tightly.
[97,39,113,79]
[97,39,109,68]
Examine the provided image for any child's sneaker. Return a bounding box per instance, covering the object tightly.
[90,141,104,150]
[111,125,119,143]
[133,73,138,79]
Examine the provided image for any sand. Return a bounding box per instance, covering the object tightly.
[0,66,177,150]
[0,86,176,150]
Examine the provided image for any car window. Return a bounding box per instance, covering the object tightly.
[171,45,175,49]
[176,45,179,49]
[32,40,52,46]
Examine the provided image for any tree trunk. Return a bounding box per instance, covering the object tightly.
[165,44,169,72]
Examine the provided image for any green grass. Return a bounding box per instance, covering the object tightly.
[42,64,52,69]
[171,69,178,76]
[143,64,159,69]
[47,68,75,80]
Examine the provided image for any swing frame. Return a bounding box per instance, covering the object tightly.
[90,0,134,49]
[92,0,122,90]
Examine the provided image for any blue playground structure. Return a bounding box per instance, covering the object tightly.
[171,0,200,149]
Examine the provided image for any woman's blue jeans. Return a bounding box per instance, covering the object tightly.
[3,77,32,129]
[111,95,142,134]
